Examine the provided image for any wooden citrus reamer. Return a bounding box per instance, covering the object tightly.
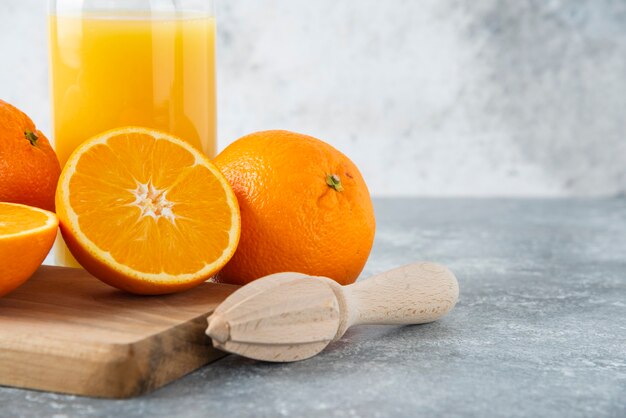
[206,262,459,362]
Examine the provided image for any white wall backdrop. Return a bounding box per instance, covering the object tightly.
[1,0,625,197]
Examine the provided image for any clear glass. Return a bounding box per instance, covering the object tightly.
[49,0,216,266]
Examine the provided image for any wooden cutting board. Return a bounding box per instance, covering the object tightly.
[0,266,238,398]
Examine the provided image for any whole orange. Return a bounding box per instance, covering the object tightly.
[0,100,61,212]
[213,130,375,286]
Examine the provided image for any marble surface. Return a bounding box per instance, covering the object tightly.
[2,198,625,418]
[2,1,626,197]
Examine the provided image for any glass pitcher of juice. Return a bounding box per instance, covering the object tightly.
[49,0,216,266]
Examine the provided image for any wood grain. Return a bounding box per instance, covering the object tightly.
[0,266,237,398]
[345,262,460,327]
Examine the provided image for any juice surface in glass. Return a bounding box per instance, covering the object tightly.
[49,12,216,265]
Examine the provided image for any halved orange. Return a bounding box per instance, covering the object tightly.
[55,127,241,295]
[0,202,58,297]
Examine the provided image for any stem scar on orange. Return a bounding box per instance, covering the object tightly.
[213,130,376,286]
[55,127,241,295]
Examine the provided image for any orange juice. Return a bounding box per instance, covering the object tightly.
[49,12,216,265]
[49,13,216,165]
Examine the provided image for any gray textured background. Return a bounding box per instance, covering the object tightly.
[1,0,625,196]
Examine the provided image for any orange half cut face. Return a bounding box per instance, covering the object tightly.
[0,202,58,297]
[55,127,241,295]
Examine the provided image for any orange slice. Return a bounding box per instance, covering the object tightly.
[0,202,58,297]
[55,127,241,295]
